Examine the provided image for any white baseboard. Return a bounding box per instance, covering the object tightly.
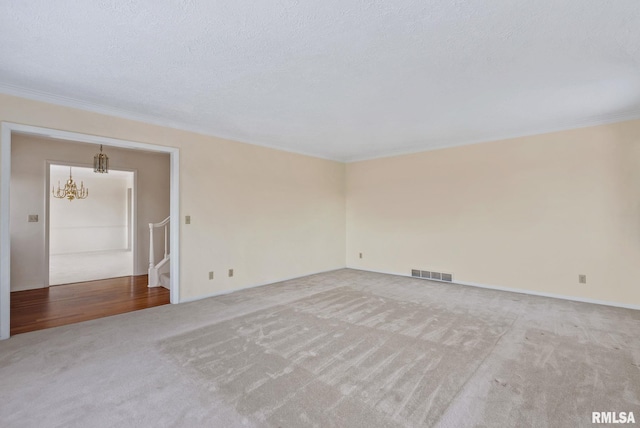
[179,267,346,304]
[347,267,640,311]
[454,279,640,311]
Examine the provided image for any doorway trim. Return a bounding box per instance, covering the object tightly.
[1,122,180,340]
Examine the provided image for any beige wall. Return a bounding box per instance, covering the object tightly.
[346,120,640,306]
[10,135,169,291]
[0,93,347,300]
[2,92,638,308]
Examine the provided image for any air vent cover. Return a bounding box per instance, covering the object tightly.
[411,269,453,283]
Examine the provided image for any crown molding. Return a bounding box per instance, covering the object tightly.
[0,83,338,162]
[345,108,640,162]
[2,83,640,164]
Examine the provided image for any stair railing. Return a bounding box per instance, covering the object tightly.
[148,216,170,287]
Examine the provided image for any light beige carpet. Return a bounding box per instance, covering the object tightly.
[1,269,639,427]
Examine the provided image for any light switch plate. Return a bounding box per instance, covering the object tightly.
[28,214,38,222]
[185,215,191,224]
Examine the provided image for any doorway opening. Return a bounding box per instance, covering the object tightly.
[1,123,180,340]
[48,164,135,285]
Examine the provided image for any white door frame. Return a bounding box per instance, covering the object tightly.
[0,122,180,340]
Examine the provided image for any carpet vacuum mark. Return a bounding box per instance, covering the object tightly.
[161,286,512,427]
[478,326,640,426]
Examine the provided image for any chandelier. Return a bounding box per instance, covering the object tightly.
[52,167,88,201]
[94,144,109,173]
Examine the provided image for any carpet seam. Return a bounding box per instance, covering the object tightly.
[432,310,522,426]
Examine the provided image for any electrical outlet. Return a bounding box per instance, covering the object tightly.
[28,214,38,223]
[579,274,587,284]
[359,252,363,259]
[209,271,214,280]
[228,269,234,277]
[185,215,191,225]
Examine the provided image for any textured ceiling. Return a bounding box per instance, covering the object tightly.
[1,1,639,161]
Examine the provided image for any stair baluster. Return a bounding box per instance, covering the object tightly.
[148,216,170,287]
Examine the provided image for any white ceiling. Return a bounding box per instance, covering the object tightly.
[1,1,639,161]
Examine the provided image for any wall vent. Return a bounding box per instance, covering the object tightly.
[411,269,453,283]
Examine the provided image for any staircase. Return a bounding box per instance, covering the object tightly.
[148,216,170,288]
[159,272,170,288]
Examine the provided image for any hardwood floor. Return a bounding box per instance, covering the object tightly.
[10,275,170,335]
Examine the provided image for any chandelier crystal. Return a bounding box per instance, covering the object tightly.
[94,144,109,173]
[52,167,88,201]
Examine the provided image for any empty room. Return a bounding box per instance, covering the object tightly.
[1,1,639,427]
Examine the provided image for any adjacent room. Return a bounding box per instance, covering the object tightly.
[8,134,172,334]
[48,164,135,285]
[0,1,639,427]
